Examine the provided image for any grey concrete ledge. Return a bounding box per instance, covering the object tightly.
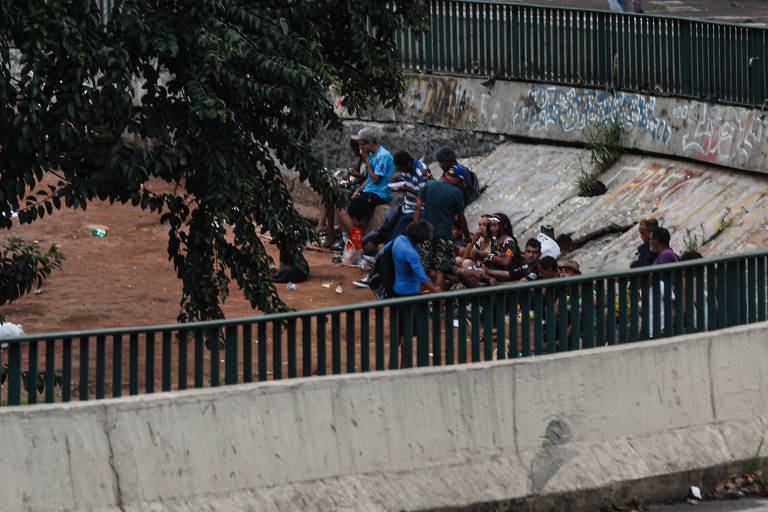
[2,322,768,511]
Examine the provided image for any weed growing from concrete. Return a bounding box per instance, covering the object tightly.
[683,224,706,253]
[577,116,624,196]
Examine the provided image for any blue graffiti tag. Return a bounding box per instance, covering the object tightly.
[513,86,671,144]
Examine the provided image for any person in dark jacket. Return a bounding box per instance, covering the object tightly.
[630,217,658,268]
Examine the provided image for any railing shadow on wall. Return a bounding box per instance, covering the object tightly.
[1,250,766,406]
[395,0,768,108]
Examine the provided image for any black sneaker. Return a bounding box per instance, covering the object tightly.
[353,277,370,288]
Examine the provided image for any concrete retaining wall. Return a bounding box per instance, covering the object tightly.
[355,73,768,174]
[4,322,768,511]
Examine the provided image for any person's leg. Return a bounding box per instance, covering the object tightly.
[335,208,355,235]
[320,205,337,248]
[433,238,457,291]
[378,201,403,235]
[316,209,327,232]
[390,214,413,240]
[457,268,482,288]
[324,204,335,232]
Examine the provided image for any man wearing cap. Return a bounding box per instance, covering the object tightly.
[336,127,395,235]
[434,145,477,206]
[413,166,471,291]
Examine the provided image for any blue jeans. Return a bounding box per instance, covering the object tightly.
[391,213,414,240]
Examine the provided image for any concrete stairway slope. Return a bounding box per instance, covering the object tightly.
[465,143,768,274]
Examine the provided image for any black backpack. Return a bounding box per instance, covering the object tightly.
[461,168,481,206]
[368,243,396,300]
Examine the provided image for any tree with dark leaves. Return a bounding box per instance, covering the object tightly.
[0,0,427,322]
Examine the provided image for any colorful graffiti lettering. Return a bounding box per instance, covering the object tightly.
[512,86,672,143]
[673,104,768,164]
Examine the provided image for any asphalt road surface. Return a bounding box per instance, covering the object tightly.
[502,0,768,25]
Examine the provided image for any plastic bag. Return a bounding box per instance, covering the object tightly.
[537,233,561,259]
[341,239,362,266]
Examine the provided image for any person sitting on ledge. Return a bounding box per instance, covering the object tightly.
[335,127,395,240]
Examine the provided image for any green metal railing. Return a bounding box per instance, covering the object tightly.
[396,1,768,107]
[2,250,766,406]
[90,0,768,106]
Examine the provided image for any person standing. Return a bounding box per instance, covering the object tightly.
[630,217,658,268]
[336,127,395,236]
[389,220,439,368]
[651,227,679,265]
[434,145,480,206]
[391,221,439,297]
[413,167,471,291]
[607,0,642,13]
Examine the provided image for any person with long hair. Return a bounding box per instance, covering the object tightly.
[456,212,521,288]
[456,214,491,269]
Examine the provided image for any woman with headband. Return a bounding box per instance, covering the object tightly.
[457,213,521,288]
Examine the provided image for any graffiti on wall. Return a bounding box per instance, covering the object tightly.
[392,76,768,171]
[672,104,768,164]
[400,78,488,128]
[512,86,672,143]
[398,80,672,143]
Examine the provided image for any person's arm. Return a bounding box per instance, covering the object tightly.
[485,268,510,279]
[420,279,439,293]
[351,178,368,199]
[408,247,438,293]
[484,240,514,268]
[361,150,375,178]
[485,252,513,268]
[366,150,388,185]
[413,198,424,221]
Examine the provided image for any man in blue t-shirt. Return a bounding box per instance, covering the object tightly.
[413,166,471,291]
[359,150,429,257]
[336,127,395,236]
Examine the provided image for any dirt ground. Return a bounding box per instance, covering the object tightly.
[0,182,375,335]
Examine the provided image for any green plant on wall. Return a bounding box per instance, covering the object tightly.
[577,115,624,196]
[683,224,706,253]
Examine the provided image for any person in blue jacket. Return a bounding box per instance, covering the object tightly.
[388,220,439,368]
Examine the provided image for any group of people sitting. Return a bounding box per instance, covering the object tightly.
[319,127,585,298]
[315,127,702,300]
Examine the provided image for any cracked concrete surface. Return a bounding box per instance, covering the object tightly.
[304,121,768,276]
